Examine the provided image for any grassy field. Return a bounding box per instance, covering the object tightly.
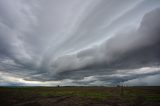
[0,86,160,106]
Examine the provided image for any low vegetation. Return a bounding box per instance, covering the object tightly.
[0,86,160,106]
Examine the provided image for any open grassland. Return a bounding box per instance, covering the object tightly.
[0,86,160,106]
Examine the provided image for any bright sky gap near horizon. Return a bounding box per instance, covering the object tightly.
[0,0,160,86]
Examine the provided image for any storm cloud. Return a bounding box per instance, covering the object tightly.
[0,0,160,86]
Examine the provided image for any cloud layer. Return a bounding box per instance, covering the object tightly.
[0,0,160,86]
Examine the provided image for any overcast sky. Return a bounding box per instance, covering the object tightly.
[0,0,160,86]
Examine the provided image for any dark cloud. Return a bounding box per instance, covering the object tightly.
[51,8,160,83]
[53,8,160,72]
[0,0,160,86]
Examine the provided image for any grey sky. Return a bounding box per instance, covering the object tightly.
[0,0,160,86]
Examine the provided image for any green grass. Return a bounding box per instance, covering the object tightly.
[1,86,160,102]
[145,94,160,102]
[39,91,109,100]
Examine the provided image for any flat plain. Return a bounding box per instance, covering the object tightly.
[0,86,160,106]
